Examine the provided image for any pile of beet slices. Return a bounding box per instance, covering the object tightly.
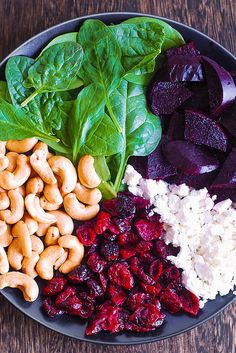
[42,193,199,335]
[131,42,236,201]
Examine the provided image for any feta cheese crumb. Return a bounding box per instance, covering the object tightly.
[124,165,236,306]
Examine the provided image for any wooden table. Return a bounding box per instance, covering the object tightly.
[0,0,235,352]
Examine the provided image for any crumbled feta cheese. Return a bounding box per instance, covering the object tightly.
[124,165,236,306]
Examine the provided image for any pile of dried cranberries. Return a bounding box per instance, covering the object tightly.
[42,192,199,335]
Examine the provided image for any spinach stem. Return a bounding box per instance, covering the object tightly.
[105,96,122,133]
[114,154,127,191]
[21,91,38,107]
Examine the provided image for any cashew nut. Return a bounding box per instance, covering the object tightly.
[33,141,52,159]
[58,235,84,273]
[36,222,50,237]
[0,224,13,247]
[36,245,65,280]
[0,154,31,190]
[31,235,44,254]
[43,183,63,204]
[0,247,9,274]
[30,149,56,185]
[0,153,9,171]
[78,155,101,188]
[6,152,18,172]
[22,251,40,278]
[26,177,44,195]
[12,221,32,258]
[74,182,102,205]
[15,185,26,198]
[0,142,6,155]
[44,226,60,246]
[23,213,38,235]
[0,272,39,301]
[54,249,68,270]
[63,193,100,221]
[48,156,77,195]
[7,238,23,270]
[0,191,10,210]
[25,194,57,224]
[39,195,62,211]
[6,138,38,153]
[48,210,74,235]
[0,189,24,224]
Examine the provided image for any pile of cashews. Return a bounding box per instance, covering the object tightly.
[0,138,102,302]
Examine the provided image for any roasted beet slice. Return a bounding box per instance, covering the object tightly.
[210,188,236,202]
[167,112,185,140]
[183,82,210,113]
[211,148,236,188]
[202,56,236,117]
[219,100,236,138]
[163,140,219,174]
[146,136,177,179]
[128,155,147,177]
[166,42,203,82]
[150,82,191,115]
[170,170,218,190]
[184,110,228,151]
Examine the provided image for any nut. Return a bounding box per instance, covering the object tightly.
[26,177,44,195]
[43,183,63,204]
[39,195,62,211]
[25,194,57,224]
[64,193,100,221]
[0,223,13,247]
[58,235,84,273]
[48,156,77,195]
[78,155,101,188]
[36,245,65,280]
[48,210,74,235]
[44,226,60,246]
[6,138,38,153]
[0,247,9,274]
[12,221,32,258]
[0,272,39,301]
[7,238,23,270]
[74,182,102,205]
[22,251,40,278]
[0,154,31,190]
[0,189,24,224]
[0,153,9,171]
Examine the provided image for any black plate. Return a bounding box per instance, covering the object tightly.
[0,12,235,345]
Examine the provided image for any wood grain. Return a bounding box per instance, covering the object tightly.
[0,1,235,352]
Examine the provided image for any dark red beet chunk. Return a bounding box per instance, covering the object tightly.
[146,136,177,179]
[184,110,228,152]
[211,148,236,188]
[150,82,191,115]
[210,188,236,202]
[219,100,236,138]
[163,140,219,174]
[166,42,203,82]
[202,56,236,117]
[42,298,64,318]
[167,112,185,140]
[128,155,147,177]
[42,276,67,296]
[108,262,134,290]
[169,170,218,190]
[183,82,210,113]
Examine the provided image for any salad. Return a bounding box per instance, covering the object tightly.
[0,16,235,336]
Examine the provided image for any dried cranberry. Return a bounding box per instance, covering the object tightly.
[117,193,136,218]
[117,232,140,245]
[67,265,92,283]
[136,240,153,254]
[130,257,155,285]
[149,259,163,282]
[135,219,163,241]
[77,292,95,318]
[141,282,162,297]
[42,276,67,296]
[94,211,112,234]
[76,222,96,246]
[107,284,126,305]
[57,294,82,316]
[126,293,153,311]
[132,195,150,211]
[55,286,76,306]
[87,253,106,273]
[161,266,180,286]
[42,297,64,318]
[87,279,104,298]
[112,217,132,232]
[108,262,134,290]
[160,288,182,314]
[126,304,165,332]
[139,252,156,263]
[154,239,178,258]
[86,305,124,335]
[178,288,200,316]
[99,272,108,292]
[120,245,137,259]
[100,241,119,261]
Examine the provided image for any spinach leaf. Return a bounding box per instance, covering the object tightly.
[80,113,124,157]
[0,81,11,102]
[22,42,83,106]
[110,22,164,74]
[109,80,162,191]
[123,17,185,51]
[68,83,106,163]
[77,19,124,132]
[6,55,72,135]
